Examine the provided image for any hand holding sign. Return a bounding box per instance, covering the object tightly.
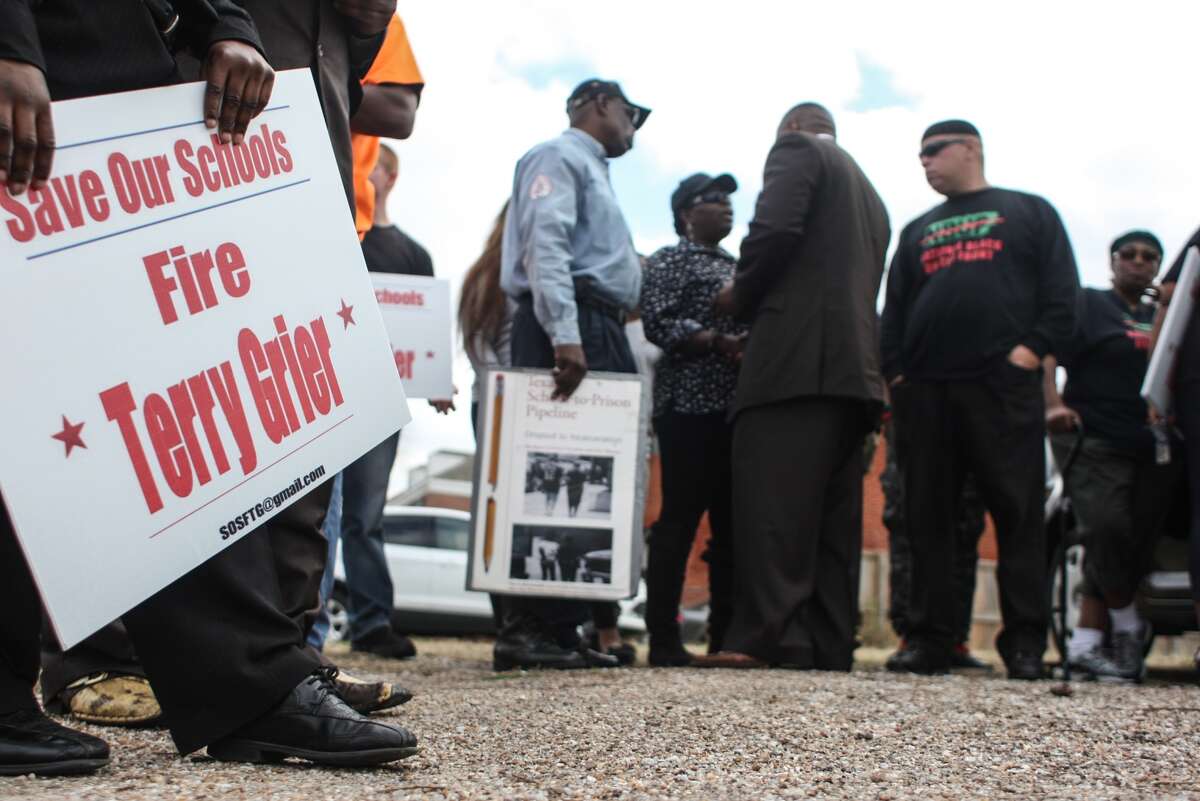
[0,58,54,196]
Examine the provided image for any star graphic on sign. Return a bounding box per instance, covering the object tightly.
[336,298,356,329]
[425,351,435,359]
[52,416,87,457]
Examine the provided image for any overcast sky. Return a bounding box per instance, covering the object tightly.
[378,1,1200,491]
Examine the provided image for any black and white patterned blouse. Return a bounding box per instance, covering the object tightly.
[640,239,747,416]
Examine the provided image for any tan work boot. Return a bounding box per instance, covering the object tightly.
[63,674,162,727]
[334,671,413,715]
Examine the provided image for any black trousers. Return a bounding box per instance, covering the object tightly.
[1178,381,1200,605]
[504,297,636,641]
[2,485,328,754]
[38,496,330,709]
[881,422,986,645]
[725,398,868,670]
[892,363,1047,659]
[646,411,734,651]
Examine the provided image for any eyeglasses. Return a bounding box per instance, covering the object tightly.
[620,101,645,128]
[688,191,730,207]
[1116,246,1161,263]
[918,138,969,159]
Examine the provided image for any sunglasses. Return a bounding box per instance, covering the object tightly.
[688,191,730,208]
[620,101,645,128]
[918,138,969,159]
[1116,246,1161,263]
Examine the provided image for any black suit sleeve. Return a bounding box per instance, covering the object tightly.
[731,136,821,318]
[879,231,913,381]
[0,1,45,71]
[1023,200,1080,358]
[177,0,265,58]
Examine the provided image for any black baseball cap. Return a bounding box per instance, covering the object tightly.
[670,173,738,214]
[566,79,651,129]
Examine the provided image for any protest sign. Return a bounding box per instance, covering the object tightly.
[370,273,453,399]
[0,71,410,647]
[1143,246,1198,415]
[467,369,649,600]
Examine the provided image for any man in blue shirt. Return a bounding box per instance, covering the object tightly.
[495,78,648,670]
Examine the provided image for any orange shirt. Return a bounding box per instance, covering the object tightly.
[353,16,424,237]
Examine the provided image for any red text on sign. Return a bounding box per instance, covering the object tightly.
[143,240,250,325]
[239,314,344,445]
[99,362,257,514]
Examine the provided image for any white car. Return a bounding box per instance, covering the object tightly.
[325,505,647,642]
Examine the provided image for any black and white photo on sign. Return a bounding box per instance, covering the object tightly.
[522,452,614,520]
[509,525,615,584]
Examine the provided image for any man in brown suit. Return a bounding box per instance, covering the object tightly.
[713,103,890,670]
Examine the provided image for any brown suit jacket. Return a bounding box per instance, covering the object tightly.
[730,132,890,416]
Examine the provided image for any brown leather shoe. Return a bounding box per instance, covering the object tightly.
[334,671,412,715]
[693,651,766,669]
[64,674,162,727]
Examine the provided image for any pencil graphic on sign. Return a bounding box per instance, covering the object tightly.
[483,375,504,572]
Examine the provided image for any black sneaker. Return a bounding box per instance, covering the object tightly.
[1111,623,1151,683]
[1068,645,1130,683]
[1004,651,1045,681]
[0,709,109,777]
[351,627,417,660]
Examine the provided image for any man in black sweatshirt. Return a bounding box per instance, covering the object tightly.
[879,120,1079,680]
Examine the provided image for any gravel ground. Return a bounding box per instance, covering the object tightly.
[3,639,1200,801]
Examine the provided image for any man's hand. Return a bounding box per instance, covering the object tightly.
[888,374,906,388]
[429,385,458,415]
[552,344,588,400]
[1045,404,1081,435]
[202,40,275,145]
[713,332,748,363]
[713,282,736,317]
[0,59,53,196]
[334,0,398,36]
[1007,344,1040,370]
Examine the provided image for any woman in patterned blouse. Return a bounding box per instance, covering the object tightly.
[640,173,748,666]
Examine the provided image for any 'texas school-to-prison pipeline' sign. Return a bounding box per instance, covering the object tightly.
[0,70,410,647]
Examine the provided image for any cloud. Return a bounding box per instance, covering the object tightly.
[379,1,1200,490]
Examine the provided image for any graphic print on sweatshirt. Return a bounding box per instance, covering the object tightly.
[919,211,1006,274]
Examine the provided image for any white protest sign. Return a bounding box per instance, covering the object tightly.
[370,273,453,399]
[0,71,410,647]
[467,369,649,600]
[1143,246,1198,415]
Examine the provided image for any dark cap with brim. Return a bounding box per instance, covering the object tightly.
[922,119,981,141]
[670,173,738,213]
[567,78,651,129]
[1111,229,1163,256]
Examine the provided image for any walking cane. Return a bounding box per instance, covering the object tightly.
[1051,424,1085,697]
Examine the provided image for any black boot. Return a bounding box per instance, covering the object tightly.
[0,709,109,776]
[493,615,587,671]
[207,668,418,767]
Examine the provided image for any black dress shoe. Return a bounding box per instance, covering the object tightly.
[207,669,418,767]
[1004,651,1045,681]
[649,637,694,668]
[0,709,109,776]
[493,633,588,671]
[351,627,417,660]
[884,643,950,675]
[949,646,993,673]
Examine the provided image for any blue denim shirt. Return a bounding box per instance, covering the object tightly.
[500,128,642,346]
